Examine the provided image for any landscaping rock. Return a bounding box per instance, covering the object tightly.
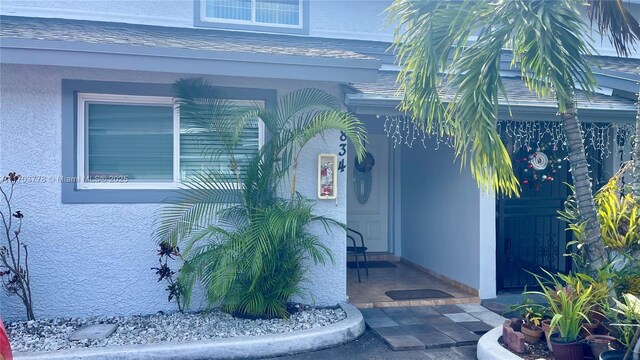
[68,323,118,341]
[7,307,346,352]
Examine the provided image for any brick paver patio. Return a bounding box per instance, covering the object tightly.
[360,304,506,351]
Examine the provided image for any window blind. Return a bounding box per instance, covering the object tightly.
[205,0,300,26]
[180,110,259,182]
[86,103,174,182]
[256,0,299,25]
[206,0,251,21]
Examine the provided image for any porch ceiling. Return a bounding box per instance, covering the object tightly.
[0,16,381,83]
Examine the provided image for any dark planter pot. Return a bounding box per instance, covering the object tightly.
[521,324,544,343]
[587,335,616,359]
[581,320,602,338]
[550,334,584,360]
[599,350,626,360]
[589,306,609,324]
[510,318,522,332]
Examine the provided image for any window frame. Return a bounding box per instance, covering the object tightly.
[194,0,310,35]
[61,80,276,204]
[77,93,181,190]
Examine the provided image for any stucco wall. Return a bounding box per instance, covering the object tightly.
[0,64,348,321]
[399,141,483,293]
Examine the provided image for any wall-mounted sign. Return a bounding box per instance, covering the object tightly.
[318,153,337,200]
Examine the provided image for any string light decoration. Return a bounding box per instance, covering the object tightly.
[383,115,636,162]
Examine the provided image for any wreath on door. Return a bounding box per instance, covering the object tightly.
[353,152,375,204]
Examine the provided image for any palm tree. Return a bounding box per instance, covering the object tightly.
[586,0,640,201]
[387,0,639,273]
[154,78,367,318]
[634,88,640,199]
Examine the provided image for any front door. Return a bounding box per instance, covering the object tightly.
[347,133,389,252]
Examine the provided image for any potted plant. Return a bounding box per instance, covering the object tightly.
[521,307,545,343]
[528,270,595,360]
[586,334,617,359]
[599,294,640,360]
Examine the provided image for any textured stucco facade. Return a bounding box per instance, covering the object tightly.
[0,64,348,321]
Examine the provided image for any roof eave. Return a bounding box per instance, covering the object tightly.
[345,94,637,123]
[0,38,381,83]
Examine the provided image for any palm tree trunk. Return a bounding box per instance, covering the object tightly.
[560,100,606,272]
[632,88,640,200]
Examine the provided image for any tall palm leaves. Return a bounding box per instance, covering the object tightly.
[154,79,367,318]
[388,0,612,271]
[634,88,640,200]
[586,0,640,57]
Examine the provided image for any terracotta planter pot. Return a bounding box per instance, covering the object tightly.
[521,323,544,343]
[550,334,584,360]
[586,335,616,360]
[541,319,553,350]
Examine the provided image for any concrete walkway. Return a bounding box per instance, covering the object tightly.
[361,304,506,351]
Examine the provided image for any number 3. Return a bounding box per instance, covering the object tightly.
[338,143,346,156]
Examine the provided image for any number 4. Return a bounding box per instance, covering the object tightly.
[338,159,346,172]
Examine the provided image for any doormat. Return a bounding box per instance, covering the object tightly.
[385,289,454,300]
[346,261,397,269]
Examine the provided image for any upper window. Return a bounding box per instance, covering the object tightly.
[76,93,262,190]
[199,0,303,29]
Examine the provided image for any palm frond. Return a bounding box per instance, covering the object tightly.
[510,0,597,111]
[586,0,640,57]
[273,88,340,131]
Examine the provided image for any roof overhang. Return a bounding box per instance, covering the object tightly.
[0,38,381,83]
[345,94,637,123]
[592,68,640,93]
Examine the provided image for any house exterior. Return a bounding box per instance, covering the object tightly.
[0,0,638,321]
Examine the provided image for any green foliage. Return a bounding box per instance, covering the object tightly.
[595,176,640,250]
[609,293,640,349]
[560,175,640,293]
[509,286,550,326]
[526,269,595,341]
[387,0,600,197]
[154,78,367,319]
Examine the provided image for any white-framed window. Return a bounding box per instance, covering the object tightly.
[76,93,262,190]
[201,0,303,28]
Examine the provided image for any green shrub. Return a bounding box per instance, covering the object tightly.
[155,78,367,318]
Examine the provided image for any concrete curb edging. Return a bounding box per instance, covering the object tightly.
[477,326,522,360]
[14,303,365,360]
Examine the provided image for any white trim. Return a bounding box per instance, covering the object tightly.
[173,104,181,185]
[200,0,303,29]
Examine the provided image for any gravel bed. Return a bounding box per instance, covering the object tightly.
[7,307,347,353]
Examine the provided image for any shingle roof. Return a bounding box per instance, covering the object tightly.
[0,16,387,61]
[350,71,636,108]
[590,56,640,74]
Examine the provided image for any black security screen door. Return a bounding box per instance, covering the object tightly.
[495,122,606,290]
